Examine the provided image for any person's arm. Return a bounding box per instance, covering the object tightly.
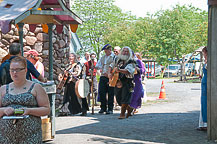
[27,60,46,83]
[0,86,4,117]
[117,63,135,75]
[108,67,113,79]
[116,68,130,74]
[95,57,102,70]
[36,62,44,76]
[0,86,14,118]
[70,64,81,77]
[82,63,87,79]
[37,74,47,83]
[23,83,50,117]
[0,63,5,86]
[136,60,145,74]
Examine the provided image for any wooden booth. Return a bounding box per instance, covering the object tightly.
[0,0,82,141]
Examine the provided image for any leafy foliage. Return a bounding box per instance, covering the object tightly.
[72,0,135,58]
[104,4,208,66]
[72,1,207,66]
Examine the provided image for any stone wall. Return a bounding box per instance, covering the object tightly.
[0,24,71,107]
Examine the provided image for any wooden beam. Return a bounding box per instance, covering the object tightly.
[209,0,217,5]
[53,18,62,25]
[41,5,61,9]
[207,5,217,140]
[62,21,81,25]
[32,0,42,10]
[13,11,31,24]
[31,10,83,24]
[57,0,67,11]
[21,15,54,24]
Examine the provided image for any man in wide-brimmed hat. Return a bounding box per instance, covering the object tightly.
[95,44,115,114]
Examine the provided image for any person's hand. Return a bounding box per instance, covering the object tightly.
[4,107,14,116]
[88,79,92,83]
[136,67,140,72]
[22,108,30,115]
[43,78,47,83]
[58,73,63,81]
[116,68,121,73]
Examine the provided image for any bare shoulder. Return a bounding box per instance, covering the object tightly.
[31,83,46,97]
[33,83,44,91]
[0,85,7,96]
[0,85,7,90]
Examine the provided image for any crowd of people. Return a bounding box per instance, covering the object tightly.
[0,40,209,143]
[0,41,146,143]
[58,44,146,119]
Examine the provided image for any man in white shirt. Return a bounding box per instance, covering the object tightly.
[95,44,115,114]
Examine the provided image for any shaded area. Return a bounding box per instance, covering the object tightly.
[54,111,214,144]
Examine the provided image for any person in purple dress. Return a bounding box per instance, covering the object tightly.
[130,52,145,115]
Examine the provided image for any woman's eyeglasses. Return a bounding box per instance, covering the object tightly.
[9,68,25,73]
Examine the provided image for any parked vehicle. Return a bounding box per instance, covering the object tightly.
[185,63,194,76]
[163,64,181,77]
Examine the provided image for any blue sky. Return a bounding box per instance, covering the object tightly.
[114,0,208,17]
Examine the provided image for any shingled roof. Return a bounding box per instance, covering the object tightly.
[0,0,82,34]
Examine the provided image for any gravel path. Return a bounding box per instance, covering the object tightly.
[46,79,215,144]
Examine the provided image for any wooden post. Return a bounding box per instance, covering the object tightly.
[47,23,56,138]
[48,23,54,81]
[17,23,24,56]
[208,0,217,140]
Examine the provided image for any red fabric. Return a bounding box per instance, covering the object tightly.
[54,8,76,21]
[29,24,37,32]
[56,25,63,34]
[55,15,75,21]
[42,0,58,5]
[84,60,97,76]
[0,20,11,34]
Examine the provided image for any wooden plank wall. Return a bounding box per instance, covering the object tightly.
[208,2,217,140]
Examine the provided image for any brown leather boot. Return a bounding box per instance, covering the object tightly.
[126,105,134,118]
[118,104,128,119]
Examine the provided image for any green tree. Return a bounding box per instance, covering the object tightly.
[104,4,207,80]
[146,5,207,80]
[72,0,134,58]
[104,17,151,53]
[104,4,207,62]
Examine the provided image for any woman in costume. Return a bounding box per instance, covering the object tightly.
[59,53,89,116]
[130,52,145,114]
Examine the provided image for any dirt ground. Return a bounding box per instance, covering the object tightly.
[46,79,216,144]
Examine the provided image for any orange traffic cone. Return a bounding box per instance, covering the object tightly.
[159,80,166,99]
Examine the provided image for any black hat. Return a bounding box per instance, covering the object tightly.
[102,44,112,51]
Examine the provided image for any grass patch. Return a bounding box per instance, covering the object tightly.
[186,78,201,83]
[142,92,171,106]
[143,99,170,105]
[147,92,159,97]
